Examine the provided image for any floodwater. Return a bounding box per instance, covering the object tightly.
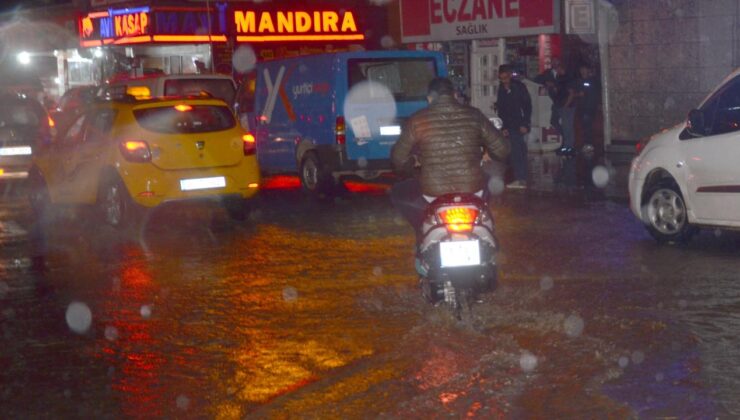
[1,182,740,418]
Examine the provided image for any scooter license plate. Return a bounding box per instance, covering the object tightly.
[439,240,480,268]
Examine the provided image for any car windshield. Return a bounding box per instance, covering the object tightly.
[133,104,236,133]
[348,58,437,102]
[163,79,235,104]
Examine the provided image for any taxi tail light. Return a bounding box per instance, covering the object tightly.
[437,206,479,233]
[119,140,152,163]
[242,134,256,156]
[335,116,346,145]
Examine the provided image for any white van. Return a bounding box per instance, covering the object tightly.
[107,74,236,105]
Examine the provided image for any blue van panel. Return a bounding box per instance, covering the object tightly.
[249,50,447,176]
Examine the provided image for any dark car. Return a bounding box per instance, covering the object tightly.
[51,85,99,132]
[0,93,53,181]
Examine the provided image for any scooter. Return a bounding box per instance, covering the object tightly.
[416,192,498,319]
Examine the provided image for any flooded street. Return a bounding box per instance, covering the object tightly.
[1,180,740,418]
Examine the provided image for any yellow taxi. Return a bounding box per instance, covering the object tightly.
[28,94,260,227]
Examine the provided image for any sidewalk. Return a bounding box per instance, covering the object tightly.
[526,149,633,200]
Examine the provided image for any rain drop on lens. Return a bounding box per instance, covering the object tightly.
[487,177,505,196]
[373,266,383,277]
[140,305,153,319]
[176,395,190,410]
[343,81,397,133]
[631,351,645,365]
[282,286,298,302]
[104,326,119,342]
[519,352,538,372]
[564,314,584,338]
[65,302,92,334]
[591,165,610,188]
[618,356,629,368]
[380,35,395,48]
[232,46,257,73]
[357,157,368,168]
[540,276,554,291]
[0,281,9,299]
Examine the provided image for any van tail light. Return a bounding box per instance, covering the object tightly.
[335,116,346,145]
[119,140,152,163]
[242,133,256,156]
[438,206,479,233]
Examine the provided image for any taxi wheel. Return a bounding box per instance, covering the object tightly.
[99,176,138,228]
[28,170,51,220]
[643,181,697,244]
[300,152,335,198]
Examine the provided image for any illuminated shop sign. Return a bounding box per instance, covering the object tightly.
[80,7,152,46]
[400,0,557,42]
[79,5,228,47]
[234,10,364,42]
[79,5,365,47]
[154,5,228,39]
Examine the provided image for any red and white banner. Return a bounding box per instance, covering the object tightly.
[400,0,558,43]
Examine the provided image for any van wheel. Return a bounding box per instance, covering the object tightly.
[98,175,140,228]
[642,181,697,244]
[300,152,335,197]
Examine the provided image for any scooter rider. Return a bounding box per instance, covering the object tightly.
[390,77,510,240]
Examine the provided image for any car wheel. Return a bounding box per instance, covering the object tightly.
[642,181,696,244]
[300,152,335,198]
[224,198,251,221]
[28,170,51,220]
[99,176,138,228]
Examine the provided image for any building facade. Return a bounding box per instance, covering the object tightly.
[606,0,740,145]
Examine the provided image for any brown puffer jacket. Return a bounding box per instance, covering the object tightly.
[391,95,510,197]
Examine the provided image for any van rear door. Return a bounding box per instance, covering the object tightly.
[342,54,444,162]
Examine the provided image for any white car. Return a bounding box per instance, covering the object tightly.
[629,67,740,243]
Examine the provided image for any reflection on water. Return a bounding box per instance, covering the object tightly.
[671,275,740,416]
[58,218,414,417]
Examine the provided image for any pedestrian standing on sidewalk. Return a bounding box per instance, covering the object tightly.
[576,63,600,154]
[555,65,578,156]
[496,64,532,189]
[532,59,563,136]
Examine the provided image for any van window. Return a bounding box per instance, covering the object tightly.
[164,79,235,104]
[134,105,236,134]
[348,58,437,102]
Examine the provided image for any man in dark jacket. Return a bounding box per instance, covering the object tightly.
[496,64,532,189]
[390,77,510,235]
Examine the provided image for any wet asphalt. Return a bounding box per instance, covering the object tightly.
[1,177,740,418]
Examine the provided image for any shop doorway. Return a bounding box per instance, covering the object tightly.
[470,39,504,119]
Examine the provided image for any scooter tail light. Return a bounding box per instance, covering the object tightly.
[438,206,479,233]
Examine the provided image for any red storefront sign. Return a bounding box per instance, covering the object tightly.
[400,0,557,42]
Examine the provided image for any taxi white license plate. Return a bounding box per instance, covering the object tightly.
[180,176,226,191]
[439,240,480,268]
